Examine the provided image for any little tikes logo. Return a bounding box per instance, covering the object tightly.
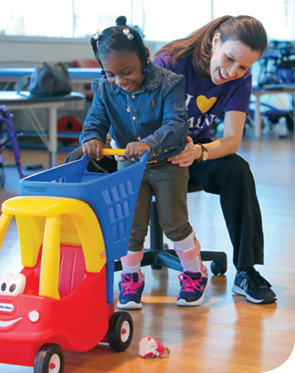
[100,251,106,259]
[185,94,217,129]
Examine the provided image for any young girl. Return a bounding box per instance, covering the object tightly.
[80,16,210,309]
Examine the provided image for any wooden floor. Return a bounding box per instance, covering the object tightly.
[0,125,294,373]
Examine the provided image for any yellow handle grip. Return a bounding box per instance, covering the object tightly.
[101,148,125,156]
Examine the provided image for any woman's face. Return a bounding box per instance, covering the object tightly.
[210,34,261,85]
[101,50,148,93]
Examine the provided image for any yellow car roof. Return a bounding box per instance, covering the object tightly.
[2,196,90,216]
[1,196,106,279]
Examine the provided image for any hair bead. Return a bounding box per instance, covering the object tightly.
[93,29,102,40]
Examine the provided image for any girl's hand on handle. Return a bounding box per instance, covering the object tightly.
[82,139,104,161]
[168,136,201,167]
[125,142,150,161]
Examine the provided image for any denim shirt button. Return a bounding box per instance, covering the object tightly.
[132,95,135,99]
[132,116,136,120]
[138,136,141,140]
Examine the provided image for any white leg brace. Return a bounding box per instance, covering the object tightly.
[173,231,202,273]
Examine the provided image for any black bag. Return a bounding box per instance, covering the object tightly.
[14,62,72,96]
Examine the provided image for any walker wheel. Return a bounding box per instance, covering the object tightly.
[34,343,64,373]
[108,311,134,352]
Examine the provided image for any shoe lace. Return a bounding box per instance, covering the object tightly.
[178,273,203,292]
[248,270,272,288]
[121,274,142,294]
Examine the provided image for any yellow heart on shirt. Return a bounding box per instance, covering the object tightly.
[196,95,217,114]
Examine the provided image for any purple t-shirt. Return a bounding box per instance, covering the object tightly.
[153,53,252,143]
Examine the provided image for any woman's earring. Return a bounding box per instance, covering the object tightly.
[212,33,220,49]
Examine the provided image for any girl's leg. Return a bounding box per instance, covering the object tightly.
[150,162,210,306]
[116,160,153,309]
[189,154,276,304]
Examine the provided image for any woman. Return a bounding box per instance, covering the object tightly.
[153,15,277,304]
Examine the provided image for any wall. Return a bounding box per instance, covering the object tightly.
[0,34,165,67]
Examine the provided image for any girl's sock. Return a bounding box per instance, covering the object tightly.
[121,249,144,274]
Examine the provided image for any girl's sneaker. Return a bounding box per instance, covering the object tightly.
[117,271,145,310]
[177,271,211,307]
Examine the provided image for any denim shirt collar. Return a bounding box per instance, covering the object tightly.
[107,61,161,95]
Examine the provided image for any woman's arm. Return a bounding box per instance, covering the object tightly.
[168,110,246,167]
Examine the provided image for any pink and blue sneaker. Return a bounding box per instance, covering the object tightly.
[177,271,211,306]
[117,271,145,310]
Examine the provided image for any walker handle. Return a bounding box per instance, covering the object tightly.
[101,148,125,156]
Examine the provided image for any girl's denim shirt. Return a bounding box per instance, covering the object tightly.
[80,61,188,162]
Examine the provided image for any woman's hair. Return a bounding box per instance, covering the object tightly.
[155,15,268,78]
[90,16,148,71]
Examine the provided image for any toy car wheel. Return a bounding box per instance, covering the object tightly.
[108,311,134,352]
[34,343,65,373]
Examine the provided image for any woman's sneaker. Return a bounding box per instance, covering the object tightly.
[232,268,277,304]
[176,271,211,307]
[117,271,145,310]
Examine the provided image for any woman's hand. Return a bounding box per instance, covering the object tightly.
[125,142,150,161]
[168,136,201,167]
[82,139,104,160]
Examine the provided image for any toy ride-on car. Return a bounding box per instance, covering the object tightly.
[0,149,148,372]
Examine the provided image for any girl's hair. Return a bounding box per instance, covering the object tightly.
[90,16,148,71]
[155,15,268,78]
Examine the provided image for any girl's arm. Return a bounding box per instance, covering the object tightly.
[140,74,188,158]
[168,110,246,167]
[79,88,111,147]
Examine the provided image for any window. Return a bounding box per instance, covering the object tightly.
[213,0,294,40]
[142,1,211,41]
[1,0,294,41]
[1,0,132,38]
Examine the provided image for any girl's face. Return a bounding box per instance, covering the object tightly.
[101,50,149,93]
[210,34,261,85]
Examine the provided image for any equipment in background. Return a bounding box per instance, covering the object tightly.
[57,115,83,145]
[0,105,24,186]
